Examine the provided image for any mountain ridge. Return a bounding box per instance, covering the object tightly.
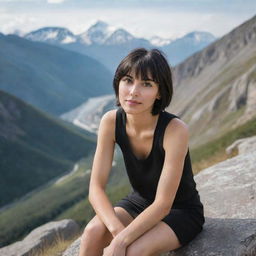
[169,14,256,147]
[21,20,216,70]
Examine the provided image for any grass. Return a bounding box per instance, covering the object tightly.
[0,156,93,247]
[32,232,81,256]
[190,116,256,173]
[1,115,256,252]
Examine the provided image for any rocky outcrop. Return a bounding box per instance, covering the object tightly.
[226,135,256,155]
[62,218,256,256]
[168,15,256,147]
[0,219,79,256]
[169,218,256,256]
[62,143,256,255]
[195,149,256,219]
[62,237,81,256]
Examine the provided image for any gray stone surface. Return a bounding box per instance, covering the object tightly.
[62,149,256,255]
[195,150,256,219]
[226,135,256,155]
[0,219,79,256]
[61,218,256,256]
[62,237,81,256]
[168,218,256,256]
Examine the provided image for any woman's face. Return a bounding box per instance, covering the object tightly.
[118,70,160,115]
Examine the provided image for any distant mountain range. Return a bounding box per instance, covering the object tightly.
[60,15,256,150]
[169,15,256,147]
[23,20,216,72]
[0,33,113,116]
[0,89,96,207]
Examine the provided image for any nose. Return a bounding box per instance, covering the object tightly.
[129,81,140,95]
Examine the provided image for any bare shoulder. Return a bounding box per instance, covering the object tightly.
[166,116,189,133]
[101,109,117,123]
[98,109,118,142]
[163,115,189,149]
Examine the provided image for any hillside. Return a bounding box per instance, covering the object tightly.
[169,15,256,147]
[0,34,113,116]
[0,90,96,207]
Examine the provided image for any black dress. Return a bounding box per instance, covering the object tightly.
[114,107,205,246]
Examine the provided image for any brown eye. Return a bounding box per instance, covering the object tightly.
[143,82,153,87]
[122,77,132,83]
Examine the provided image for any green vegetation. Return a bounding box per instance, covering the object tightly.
[0,157,92,247]
[1,116,255,248]
[190,116,256,173]
[0,149,130,247]
[0,34,113,116]
[0,90,96,207]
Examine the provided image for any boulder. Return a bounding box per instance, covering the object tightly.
[62,237,81,256]
[0,219,79,256]
[226,135,256,155]
[63,144,256,255]
[195,150,256,218]
[62,218,256,256]
[169,218,256,256]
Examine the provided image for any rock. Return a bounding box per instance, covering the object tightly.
[62,237,81,256]
[62,218,256,256]
[168,218,256,256]
[0,219,79,256]
[226,135,256,155]
[195,150,256,218]
[62,148,256,255]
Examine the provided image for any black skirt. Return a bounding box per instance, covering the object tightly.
[114,191,205,247]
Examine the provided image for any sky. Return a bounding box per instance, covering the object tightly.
[0,0,255,40]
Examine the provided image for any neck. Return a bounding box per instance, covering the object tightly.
[126,111,160,134]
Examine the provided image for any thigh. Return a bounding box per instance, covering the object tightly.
[162,208,204,246]
[126,221,181,256]
[83,206,135,242]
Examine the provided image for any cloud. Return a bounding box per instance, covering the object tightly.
[47,0,65,3]
[0,1,255,40]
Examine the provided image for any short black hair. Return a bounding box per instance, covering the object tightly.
[113,48,173,115]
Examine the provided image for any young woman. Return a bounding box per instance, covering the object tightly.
[79,48,205,256]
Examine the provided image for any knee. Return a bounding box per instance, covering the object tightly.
[81,221,107,243]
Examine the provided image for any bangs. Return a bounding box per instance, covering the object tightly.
[113,48,173,115]
[121,56,160,84]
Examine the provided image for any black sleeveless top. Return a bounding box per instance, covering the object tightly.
[115,107,203,209]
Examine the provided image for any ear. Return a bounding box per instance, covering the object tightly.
[156,93,161,100]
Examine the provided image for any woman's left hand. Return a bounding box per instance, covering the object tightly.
[103,237,126,256]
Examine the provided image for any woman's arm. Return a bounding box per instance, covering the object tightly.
[115,118,189,247]
[89,110,125,237]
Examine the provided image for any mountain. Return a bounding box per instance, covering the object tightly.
[162,31,216,65]
[78,20,115,45]
[25,27,77,44]
[168,15,256,147]
[0,34,113,116]
[0,89,96,207]
[59,15,256,151]
[104,28,135,45]
[60,94,116,133]
[23,20,216,72]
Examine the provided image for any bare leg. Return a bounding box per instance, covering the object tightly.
[79,207,134,256]
[126,221,181,256]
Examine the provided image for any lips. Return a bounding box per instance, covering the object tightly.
[126,100,141,104]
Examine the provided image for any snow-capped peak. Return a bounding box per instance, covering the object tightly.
[185,31,216,43]
[25,27,76,44]
[79,20,116,45]
[104,28,134,45]
[149,36,172,46]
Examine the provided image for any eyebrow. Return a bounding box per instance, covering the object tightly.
[125,74,155,82]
